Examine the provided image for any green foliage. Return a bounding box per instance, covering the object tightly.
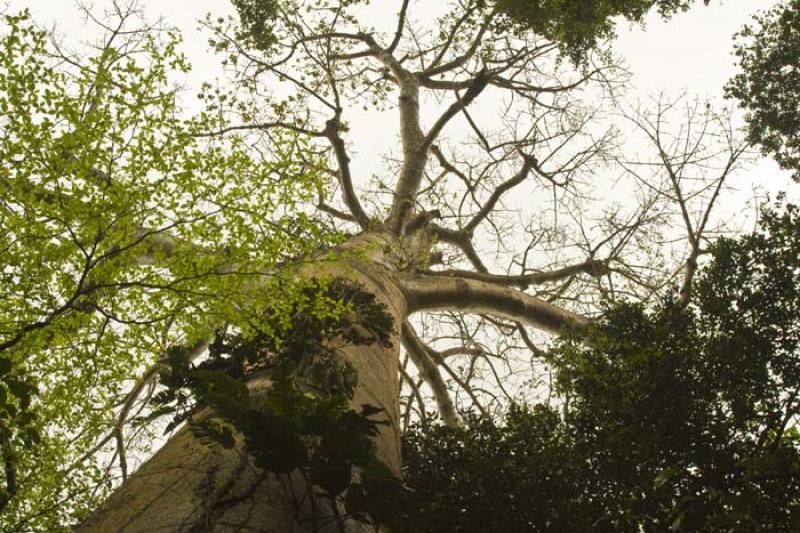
[0,10,333,530]
[230,0,694,64]
[151,279,416,529]
[404,203,800,532]
[727,1,800,179]
[230,0,279,52]
[485,0,693,62]
[404,405,591,532]
[229,0,367,54]
[0,358,38,514]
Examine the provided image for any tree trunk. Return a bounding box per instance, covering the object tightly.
[78,238,407,532]
[77,230,579,531]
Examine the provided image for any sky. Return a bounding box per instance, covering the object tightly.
[3,0,795,211]
[617,0,771,96]
[2,1,781,97]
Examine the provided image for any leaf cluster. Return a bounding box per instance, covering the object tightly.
[484,0,693,63]
[0,357,38,514]
[0,9,332,530]
[230,0,279,52]
[726,0,800,180]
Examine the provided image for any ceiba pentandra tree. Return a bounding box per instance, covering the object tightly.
[0,1,750,531]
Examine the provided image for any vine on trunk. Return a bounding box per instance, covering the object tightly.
[149,278,417,530]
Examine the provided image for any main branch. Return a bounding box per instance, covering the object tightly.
[399,273,588,333]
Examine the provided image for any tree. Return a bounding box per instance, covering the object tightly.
[726,0,800,180]
[0,1,755,531]
[404,203,800,532]
[0,7,334,530]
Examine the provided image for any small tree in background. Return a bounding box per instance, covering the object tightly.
[727,0,800,181]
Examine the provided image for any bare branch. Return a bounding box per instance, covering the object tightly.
[422,10,494,78]
[622,97,751,304]
[317,201,356,223]
[463,153,535,234]
[323,117,371,229]
[193,121,325,138]
[387,0,411,54]
[420,68,493,153]
[401,322,460,428]
[431,225,489,273]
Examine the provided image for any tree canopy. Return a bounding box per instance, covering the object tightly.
[0,9,335,529]
[487,0,694,62]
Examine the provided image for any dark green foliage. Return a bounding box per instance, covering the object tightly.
[485,0,693,62]
[404,203,800,532]
[345,459,418,531]
[0,359,38,513]
[150,278,416,528]
[404,406,593,532]
[230,0,367,53]
[727,1,800,179]
[232,0,695,63]
[230,0,279,52]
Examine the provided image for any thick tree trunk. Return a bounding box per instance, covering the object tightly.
[78,242,407,532]
[77,230,580,531]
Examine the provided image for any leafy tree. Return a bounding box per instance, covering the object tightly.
[0,9,333,530]
[486,0,695,62]
[404,203,800,532]
[229,0,279,51]
[727,0,800,179]
[0,1,770,531]
[232,0,700,63]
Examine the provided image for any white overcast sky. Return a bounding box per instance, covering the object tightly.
[3,1,782,98]
[4,0,795,202]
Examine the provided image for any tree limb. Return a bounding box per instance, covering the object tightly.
[401,322,461,428]
[427,258,610,290]
[463,153,535,234]
[430,225,489,273]
[420,68,493,153]
[323,117,371,229]
[400,273,589,333]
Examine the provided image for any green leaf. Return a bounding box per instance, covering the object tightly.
[310,457,352,496]
[191,419,236,449]
[359,404,384,418]
[192,369,250,420]
[654,467,675,489]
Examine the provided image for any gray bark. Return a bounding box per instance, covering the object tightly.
[399,272,589,333]
[78,227,582,531]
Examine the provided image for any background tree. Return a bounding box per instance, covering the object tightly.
[0,0,771,531]
[404,202,800,532]
[487,0,695,62]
